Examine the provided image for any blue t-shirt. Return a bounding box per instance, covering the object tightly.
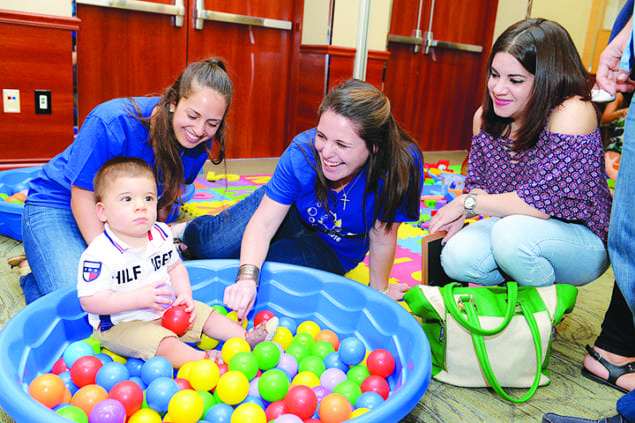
[26,97,209,209]
[266,128,423,270]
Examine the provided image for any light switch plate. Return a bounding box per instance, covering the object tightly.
[35,90,52,114]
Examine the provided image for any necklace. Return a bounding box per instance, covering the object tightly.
[332,172,363,211]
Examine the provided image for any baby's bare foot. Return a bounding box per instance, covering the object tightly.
[205,349,224,364]
[245,317,279,349]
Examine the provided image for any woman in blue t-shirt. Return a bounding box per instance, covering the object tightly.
[10,58,233,304]
[176,79,424,320]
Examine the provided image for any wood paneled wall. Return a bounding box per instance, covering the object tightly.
[0,10,79,170]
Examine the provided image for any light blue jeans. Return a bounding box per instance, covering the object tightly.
[441,215,609,287]
[20,203,88,304]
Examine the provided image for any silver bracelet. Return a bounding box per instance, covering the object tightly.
[379,286,389,294]
[236,264,260,287]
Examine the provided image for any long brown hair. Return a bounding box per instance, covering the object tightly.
[314,79,422,230]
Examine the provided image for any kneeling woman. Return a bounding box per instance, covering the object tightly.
[429,19,612,287]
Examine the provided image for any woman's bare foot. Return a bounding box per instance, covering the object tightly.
[582,345,635,392]
[245,317,279,349]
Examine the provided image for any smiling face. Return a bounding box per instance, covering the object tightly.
[315,110,371,190]
[171,84,228,149]
[96,175,158,248]
[487,52,535,126]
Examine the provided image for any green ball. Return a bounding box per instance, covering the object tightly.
[56,406,88,423]
[285,343,310,364]
[228,351,259,380]
[292,332,315,349]
[298,355,326,377]
[258,369,289,402]
[197,389,217,415]
[310,340,335,360]
[252,341,281,371]
[347,365,371,386]
[0,193,8,201]
[212,305,228,315]
[334,380,362,405]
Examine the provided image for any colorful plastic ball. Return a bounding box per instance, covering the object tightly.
[272,326,294,350]
[310,340,335,360]
[333,380,361,405]
[127,408,162,423]
[174,377,193,390]
[72,384,108,416]
[141,356,173,386]
[275,353,299,379]
[278,316,297,334]
[318,393,352,423]
[239,394,266,410]
[108,380,144,417]
[59,371,80,396]
[162,305,191,335]
[254,310,276,327]
[166,389,204,423]
[221,337,251,364]
[285,343,310,365]
[196,389,217,415]
[314,329,339,350]
[312,385,330,402]
[351,407,370,418]
[258,369,290,403]
[264,400,287,421]
[29,373,66,408]
[230,402,266,423]
[367,348,396,378]
[337,337,365,367]
[63,341,95,368]
[274,414,303,423]
[296,320,321,338]
[323,352,349,372]
[355,391,384,409]
[188,359,220,391]
[291,371,320,388]
[100,349,127,364]
[56,405,88,423]
[155,283,176,309]
[71,355,103,387]
[145,377,180,413]
[96,361,130,391]
[125,357,145,378]
[347,365,370,386]
[215,370,249,405]
[229,351,259,380]
[176,361,194,380]
[129,376,146,390]
[360,374,390,400]
[88,398,127,423]
[212,304,228,315]
[284,385,318,420]
[298,356,325,377]
[205,402,234,423]
[53,357,70,375]
[291,332,315,349]
[252,341,281,371]
[197,333,219,350]
[319,368,347,392]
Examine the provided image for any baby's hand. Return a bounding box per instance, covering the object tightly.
[173,295,196,324]
[136,281,176,311]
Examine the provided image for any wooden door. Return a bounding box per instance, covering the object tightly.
[385,0,498,152]
[188,1,303,158]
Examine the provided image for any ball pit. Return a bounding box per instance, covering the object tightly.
[0,260,431,422]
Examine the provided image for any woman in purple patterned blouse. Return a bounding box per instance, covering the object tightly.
[429,18,612,287]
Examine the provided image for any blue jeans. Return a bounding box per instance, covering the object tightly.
[20,203,88,304]
[440,215,609,287]
[611,107,635,314]
[182,186,347,274]
[618,389,635,422]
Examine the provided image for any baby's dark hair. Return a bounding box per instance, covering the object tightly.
[94,156,156,203]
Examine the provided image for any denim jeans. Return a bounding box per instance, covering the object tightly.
[20,203,88,304]
[182,186,347,274]
[440,215,609,287]
[611,107,635,314]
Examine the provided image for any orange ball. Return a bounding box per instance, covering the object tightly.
[318,393,352,423]
[28,373,66,408]
[72,384,108,416]
[314,329,340,350]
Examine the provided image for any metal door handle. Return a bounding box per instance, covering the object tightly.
[77,0,185,27]
[387,30,423,53]
[424,31,482,55]
[194,1,292,31]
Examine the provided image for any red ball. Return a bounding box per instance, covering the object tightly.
[265,400,287,421]
[367,349,396,378]
[284,385,318,420]
[162,305,191,335]
[52,357,69,375]
[108,380,144,417]
[70,355,103,387]
[174,377,194,390]
[360,375,390,400]
[218,362,229,378]
[254,310,276,327]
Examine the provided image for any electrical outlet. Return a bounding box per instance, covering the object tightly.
[3,89,20,113]
[35,90,52,114]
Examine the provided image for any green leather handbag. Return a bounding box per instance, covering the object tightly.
[404,281,578,402]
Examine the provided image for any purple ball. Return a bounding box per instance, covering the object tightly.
[312,385,330,402]
[275,414,304,423]
[156,284,176,309]
[248,377,262,398]
[88,398,126,423]
[320,368,347,392]
[276,353,299,379]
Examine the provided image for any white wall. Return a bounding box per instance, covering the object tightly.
[0,0,72,17]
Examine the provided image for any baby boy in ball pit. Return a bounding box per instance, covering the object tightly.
[76,156,277,369]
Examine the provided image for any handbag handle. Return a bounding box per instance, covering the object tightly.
[465,298,543,402]
[442,282,518,336]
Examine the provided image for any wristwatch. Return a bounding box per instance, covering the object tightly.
[463,194,477,214]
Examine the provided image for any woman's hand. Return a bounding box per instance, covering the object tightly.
[223,279,257,323]
[429,195,468,243]
[387,283,410,301]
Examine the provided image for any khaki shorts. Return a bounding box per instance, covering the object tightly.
[93,301,214,361]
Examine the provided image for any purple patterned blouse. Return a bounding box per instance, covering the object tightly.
[465,127,612,244]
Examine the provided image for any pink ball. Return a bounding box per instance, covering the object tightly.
[284,385,318,420]
[367,349,396,378]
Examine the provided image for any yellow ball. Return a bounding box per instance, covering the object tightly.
[351,408,370,418]
[176,361,194,380]
[197,333,220,350]
[100,348,127,364]
[272,327,293,351]
[188,359,220,391]
[297,320,321,338]
[226,311,248,328]
[230,403,267,423]
[292,371,321,388]
[222,337,251,363]
[128,408,162,423]
[216,370,249,405]
[167,390,204,423]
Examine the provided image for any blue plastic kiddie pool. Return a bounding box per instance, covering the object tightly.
[0,260,431,423]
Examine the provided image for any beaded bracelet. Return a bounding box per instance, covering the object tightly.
[236,264,260,287]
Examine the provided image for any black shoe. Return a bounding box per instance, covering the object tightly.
[542,412,626,423]
[582,344,635,394]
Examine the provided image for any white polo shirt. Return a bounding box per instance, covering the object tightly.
[77,222,178,330]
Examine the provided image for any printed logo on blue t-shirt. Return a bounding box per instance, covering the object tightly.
[83,261,102,282]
